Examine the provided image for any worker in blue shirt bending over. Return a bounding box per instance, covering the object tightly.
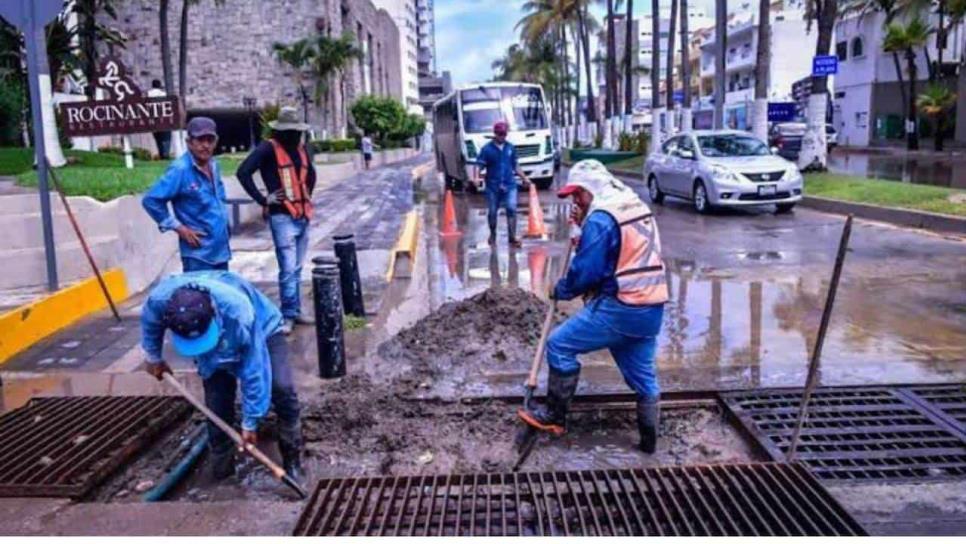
[141,270,303,482]
[142,117,232,272]
[517,160,668,454]
[473,121,532,248]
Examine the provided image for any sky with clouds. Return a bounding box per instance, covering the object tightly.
[434,0,718,88]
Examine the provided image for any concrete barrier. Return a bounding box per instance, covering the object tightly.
[801,196,966,235]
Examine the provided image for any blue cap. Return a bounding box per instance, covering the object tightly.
[162,286,221,357]
[186,116,218,138]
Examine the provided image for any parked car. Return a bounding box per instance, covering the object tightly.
[768,122,806,160]
[644,130,804,214]
[826,123,838,149]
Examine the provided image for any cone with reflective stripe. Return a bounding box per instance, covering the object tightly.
[523,183,547,239]
[440,189,462,237]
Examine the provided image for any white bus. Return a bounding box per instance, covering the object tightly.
[433,82,556,191]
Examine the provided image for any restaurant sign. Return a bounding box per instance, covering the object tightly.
[60,57,182,137]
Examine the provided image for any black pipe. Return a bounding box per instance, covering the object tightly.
[311,264,346,379]
[333,233,366,317]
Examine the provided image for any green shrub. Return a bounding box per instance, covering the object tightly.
[259,103,280,140]
[0,79,25,147]
[350,95,424,146]
[618,131,649,154]
[309,138,356,153]
[97,145,155,161]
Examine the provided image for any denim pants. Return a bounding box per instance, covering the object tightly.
[269,214,310,319]
[546,296,665,401]
[485,186,518,232]
[182,257,229,272]
[202,332,301,454]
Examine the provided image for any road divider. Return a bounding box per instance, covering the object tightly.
[386,210,420,281]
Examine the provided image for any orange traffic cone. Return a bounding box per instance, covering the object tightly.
[527,246,548,294]
[523,183,547,239]
[440,189,462,237]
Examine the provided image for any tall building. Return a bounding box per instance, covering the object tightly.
[371,0,422,114]
[416,0,436,77]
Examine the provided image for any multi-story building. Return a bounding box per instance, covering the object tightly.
[371,0,422,114]
[696,5,816,129]
[832,10,965,146]
[416,0,436,78]
[106,0,402,145]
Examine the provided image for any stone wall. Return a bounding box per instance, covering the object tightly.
[105,0,402,139]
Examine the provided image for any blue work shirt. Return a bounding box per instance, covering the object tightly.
[475,140,518,192]
[141,271,283,431]
[142,152,232,265]
[554,210,621,301]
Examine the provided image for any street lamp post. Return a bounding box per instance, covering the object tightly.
[243,96,256,150]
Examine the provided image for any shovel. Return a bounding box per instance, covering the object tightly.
[161,373,308,499]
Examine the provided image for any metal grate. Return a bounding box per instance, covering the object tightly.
[721,386,966,482]
[293,463,865,536]
[0,396,190,498]
[897,384,966,432]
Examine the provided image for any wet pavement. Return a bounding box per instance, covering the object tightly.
[829,149,966,188]
[409,165,966,398]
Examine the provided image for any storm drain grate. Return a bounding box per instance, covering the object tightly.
[721,386,966,482]
[0,396,190,498]
[293,463,865,536]
[896,384,966,433]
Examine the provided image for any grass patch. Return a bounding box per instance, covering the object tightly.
[805,173,966,217]
[607,154,644,173]
[12,148,241,202]
[344,314,367,330]
[0,147,35,175]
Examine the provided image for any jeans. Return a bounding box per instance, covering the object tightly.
[182,257,229,272]
[546,296,664,401]
[153,131,171,159]
[485,186,518,233]
[202,332,300,455]
[269,214,310,318]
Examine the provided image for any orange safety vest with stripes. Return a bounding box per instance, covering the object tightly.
[595,199,669,306]
[269,139,313,220]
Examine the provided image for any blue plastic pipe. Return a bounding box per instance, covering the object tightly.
[141,431,208,502]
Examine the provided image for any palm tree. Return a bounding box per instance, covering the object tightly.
[623,0,634,116]
[714,0,726,129]
[666,0,678,133]
[272,38,316,123]
[917,83,956,150]
[159,0,174,94]
[883,16,932,150]
[651,0,662,150]
[70,0,124,98]
[752,0,770,141]
[605,0,618,120]
[798,0,839,169]
[575,1,599,125]
[311,32,363,135]
[680,0,692,130]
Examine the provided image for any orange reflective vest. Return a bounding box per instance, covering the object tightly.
[269,139,313,220]
[595,198,668,306]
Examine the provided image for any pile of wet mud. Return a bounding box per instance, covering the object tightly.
[377,288,549,387]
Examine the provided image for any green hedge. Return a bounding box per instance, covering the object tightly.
[310,139,357,153]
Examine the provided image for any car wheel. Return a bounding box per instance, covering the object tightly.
[775,203,796,214]
[693,180,712,214]
[647,175,665,204]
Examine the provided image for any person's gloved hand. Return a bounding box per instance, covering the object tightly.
[240,429,257,451]
[264,189,285,206]
[145,360,172,381]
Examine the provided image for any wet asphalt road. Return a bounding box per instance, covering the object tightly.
[422,165,966,395]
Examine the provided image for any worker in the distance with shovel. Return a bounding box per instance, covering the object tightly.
[517,159,668,453]
[140,270,304,483]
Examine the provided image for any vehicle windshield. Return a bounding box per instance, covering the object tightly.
[460,86,548,132]
[777,123,807,135]
[697,134,771,157]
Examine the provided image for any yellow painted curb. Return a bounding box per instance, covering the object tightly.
[386,210,420,281]
[0,269,129,364]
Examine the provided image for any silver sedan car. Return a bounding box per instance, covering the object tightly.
[644,130,804,214]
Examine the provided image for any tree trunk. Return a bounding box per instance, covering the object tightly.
[624,0,634,115]
[666,0,678,133]
[577,6,597,123]
[797,0,837,170]
[714,0,727,129]
[81,1,97,98]
[651,0,663,151]
[37,39,67,167]
[178,0,189,97]
[906,49,919,150]
[680,0,692,130]
[573,24,581,142]
[159,0,175,94]
[935,115,944,151]
[605,0,616,119]
[892,52,907,109]
[752,0,770,141]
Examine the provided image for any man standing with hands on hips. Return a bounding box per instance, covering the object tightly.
[473,121,532,248]
[143,117,232,271]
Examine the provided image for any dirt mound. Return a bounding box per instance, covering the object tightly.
[378,288,549,382]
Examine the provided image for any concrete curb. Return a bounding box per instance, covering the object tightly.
[0,269,128,364]
[800,196,966,234]
[386,210,420,281]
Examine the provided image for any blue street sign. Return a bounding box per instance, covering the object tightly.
[673,90,684,104]
[768,102,798,122]
[812,55,838,76]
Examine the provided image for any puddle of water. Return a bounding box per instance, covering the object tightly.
[828,151,966,188]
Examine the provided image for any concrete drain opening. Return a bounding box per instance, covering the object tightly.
[721,385,966,482]
[293,463,865,536]
[0,396,190,498]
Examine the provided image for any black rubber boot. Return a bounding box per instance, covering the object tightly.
[209,447,236,481]
[637,398,660,454]
[488,228,497,246]
[507,221,522,248]
[277,422,304,485]
[518,369,579,436]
